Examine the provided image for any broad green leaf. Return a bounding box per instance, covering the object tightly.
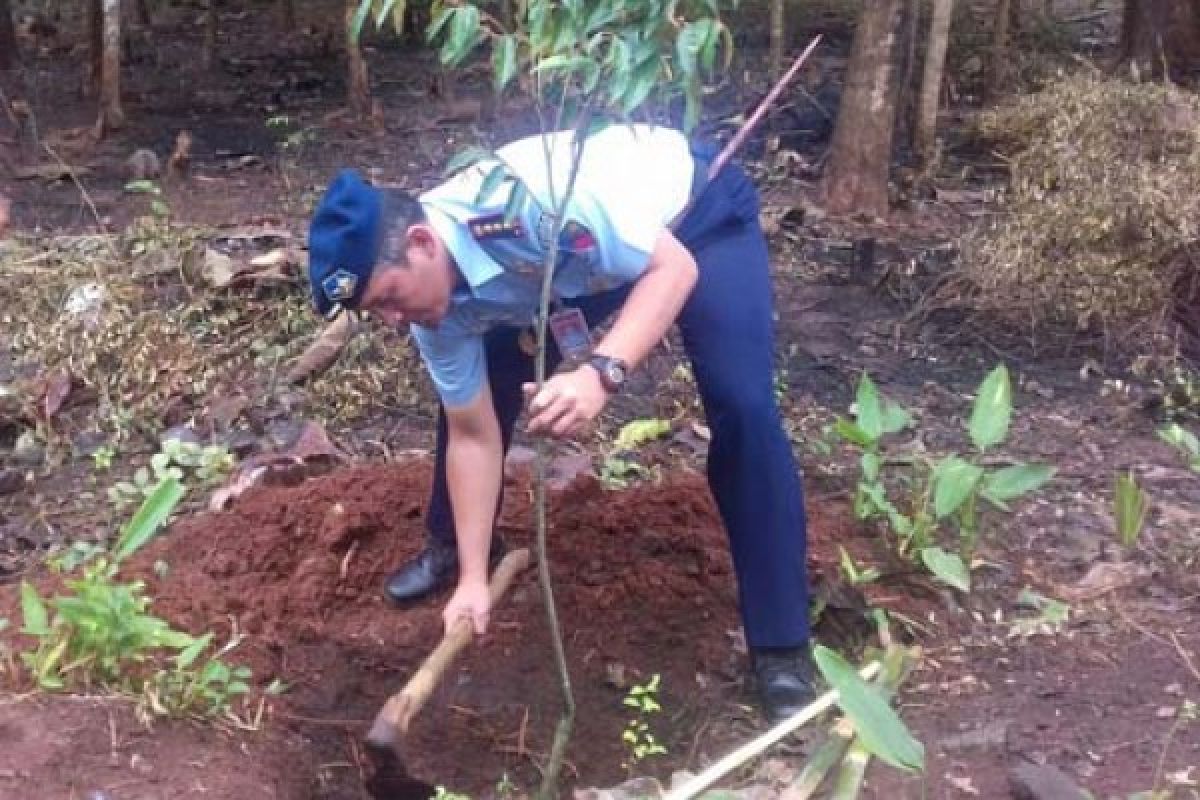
[114,475,185,563]
[981,463,1054,503]
[854,373,884,440]
[20,581,50,636]
[492,34,518,93]
[920,546,970,592]
[834,418,873,448]
[968,365,1013,452]
[618,55,661,115]
[881,399,911,435]
[1114,471,1149,550]
[813,645,924,771]
[933,457,984,518]
[613,418,671,451]
[444,6,483,65]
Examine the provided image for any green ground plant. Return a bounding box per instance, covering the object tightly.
[621,673,668,772]
[1159,422,1200,472]
[1114,471,1150,551]
[18,476,251,719]
[108,438,234,508]
[834,365,1055,592]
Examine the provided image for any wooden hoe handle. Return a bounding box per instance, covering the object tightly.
[366,547,534,748]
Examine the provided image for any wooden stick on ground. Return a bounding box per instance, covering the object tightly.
[661,661,882,800]
[366,547,533,748]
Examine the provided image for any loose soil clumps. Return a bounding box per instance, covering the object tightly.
[116,459,834,796]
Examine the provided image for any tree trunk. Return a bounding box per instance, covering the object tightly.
[345,0,371,115]
[894,0,920,152]
[1119,0,1200,79]
[915,0,955,167]
[769,0,784,80]
[0,0,16,71]
[85,0,102,97]
[280,0,295,29]
[822,0,906,218]
[986,0,1012,99]
[203,0,218,70]
[99,0,124,131]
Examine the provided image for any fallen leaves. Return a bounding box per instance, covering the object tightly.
[208,420,346,511]
[202,245,298,289]
[1058,560,1150,602]
[285,311,361,384]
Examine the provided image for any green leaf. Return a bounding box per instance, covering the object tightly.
[114,476,185,563]
[175,632,213,669]
[443,6,483,65]
[676,20,712,76]
[533,53,595,75]
[968,365,1013,452]
[933,457,984,518]
[20,581,50,636]
[503,182,529,225]
[426,3,455,44]
[1114,471,1149,550]
[350,0,373,42]
[813,645,924,771]
[854,376,911,433]
[618,55,661,115]
[475,164,510,205]
[613,418,671,451]
[492,34,518,93]
[443,146,495,177]
[124,179,161,195]
[920,546,971,592]
[981,463,1055,503]
[834,418,873,448]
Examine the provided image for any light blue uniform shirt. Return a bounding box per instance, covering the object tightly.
[412,125,695,407]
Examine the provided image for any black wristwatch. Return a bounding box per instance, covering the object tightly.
[588,354,628,393]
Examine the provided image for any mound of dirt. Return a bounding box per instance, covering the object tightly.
[116,458,839,797]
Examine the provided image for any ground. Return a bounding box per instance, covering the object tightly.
[2,2,1199,799]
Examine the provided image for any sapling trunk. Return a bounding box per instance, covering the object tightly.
[531,109,592,800]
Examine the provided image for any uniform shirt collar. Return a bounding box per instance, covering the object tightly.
[420,202,504,291]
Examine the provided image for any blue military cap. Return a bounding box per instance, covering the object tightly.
[307,169,383,319]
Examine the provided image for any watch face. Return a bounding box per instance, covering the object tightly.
[607,363,626,384]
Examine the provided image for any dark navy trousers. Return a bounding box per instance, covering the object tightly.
[423,159,810,649]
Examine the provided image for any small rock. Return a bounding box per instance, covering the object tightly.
[11,430,43,465]
[1008,761,1089,800]
[160,424,200,448]
[1156,706,1177,719]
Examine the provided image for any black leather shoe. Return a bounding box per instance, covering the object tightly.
[752,646,817,725]
[383,536,506,605]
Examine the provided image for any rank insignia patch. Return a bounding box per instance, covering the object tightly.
[469,213,525,240]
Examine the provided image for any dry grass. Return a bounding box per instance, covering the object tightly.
[0,220,425,449]
[958,72,1200,350]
